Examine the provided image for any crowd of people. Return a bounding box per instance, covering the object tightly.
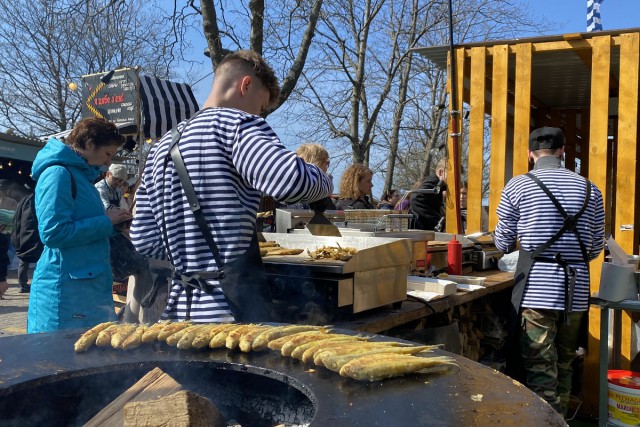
[0,49,606,420]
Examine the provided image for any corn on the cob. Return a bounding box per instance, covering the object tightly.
[141,320,170,343]
[156,322,192,342]
[121,325,148,350]
[238,325,272,353]
[111,323,138,349]
[74,322,116,352]
[95,323,120,347]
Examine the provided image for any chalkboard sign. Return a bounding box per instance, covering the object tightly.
[81,68,139,128]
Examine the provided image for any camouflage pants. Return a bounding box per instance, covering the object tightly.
[520,308,584,416]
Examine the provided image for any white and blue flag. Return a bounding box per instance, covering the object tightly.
[587,0,604,32]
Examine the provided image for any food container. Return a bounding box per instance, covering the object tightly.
[608,370,640,427]
[406,277,457,296]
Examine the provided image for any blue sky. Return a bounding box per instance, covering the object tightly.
[520,0,639,36]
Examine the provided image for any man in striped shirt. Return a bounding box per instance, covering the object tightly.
[130,50,333,323]
[494,127,605,417]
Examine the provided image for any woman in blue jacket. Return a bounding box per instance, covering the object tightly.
[28,118,132,333]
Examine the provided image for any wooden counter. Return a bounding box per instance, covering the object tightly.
[335,270,514,333]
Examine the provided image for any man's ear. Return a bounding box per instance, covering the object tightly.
[239,76,253,96]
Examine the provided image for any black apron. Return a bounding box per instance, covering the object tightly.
[151,113,273,323]
[506,171,592,379]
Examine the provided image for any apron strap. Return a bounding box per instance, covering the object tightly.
[525,173,591,265]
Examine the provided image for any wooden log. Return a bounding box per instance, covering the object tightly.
[85,367,182,427]
[124,390,225,427]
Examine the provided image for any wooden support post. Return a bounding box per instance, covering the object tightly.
[584,34,612,416]
[488,44,509,231]
[467,47,486,234]
[513,43,532,176]
[445,48,465,234]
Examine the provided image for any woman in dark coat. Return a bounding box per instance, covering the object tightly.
[335,164,374,210]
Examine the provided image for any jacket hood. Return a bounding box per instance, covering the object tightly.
[32,138,100,182]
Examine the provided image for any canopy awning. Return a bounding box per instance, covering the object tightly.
[0,133,45,162]
[139,75,199,140]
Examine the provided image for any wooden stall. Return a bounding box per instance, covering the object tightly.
[416,28,640,417]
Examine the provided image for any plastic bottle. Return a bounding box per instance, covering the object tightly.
[447,236,462,275]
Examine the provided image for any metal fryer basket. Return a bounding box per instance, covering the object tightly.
[343,210,414,231]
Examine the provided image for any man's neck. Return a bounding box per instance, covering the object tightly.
[533,155,562,170]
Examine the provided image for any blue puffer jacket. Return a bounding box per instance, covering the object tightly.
[27,138,116,333]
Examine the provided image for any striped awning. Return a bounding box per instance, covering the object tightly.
[139,75,199,140]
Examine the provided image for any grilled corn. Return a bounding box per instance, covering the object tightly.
[74,322,116,352]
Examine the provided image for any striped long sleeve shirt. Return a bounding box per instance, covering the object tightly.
[130,108,333,322]
[494,157,605,312]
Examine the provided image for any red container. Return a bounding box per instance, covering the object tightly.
[447,236,462,275]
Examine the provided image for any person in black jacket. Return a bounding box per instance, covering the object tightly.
[335,164,374,210]
[377,189,400,210]
[410,158,447,230]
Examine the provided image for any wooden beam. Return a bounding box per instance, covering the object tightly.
[467,47,486,234]
[513,43,532,176]
[457,34,629,58]
[584,34,611,417]
[446,48,466,234]
[615,33,639,250]
[615,32,639,378]
[488,44,509,231]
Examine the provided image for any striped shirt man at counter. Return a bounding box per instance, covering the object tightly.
[130,50,333,324]
[494,127,605,418]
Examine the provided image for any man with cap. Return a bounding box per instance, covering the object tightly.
[95,163,128,210]
[494,127,605,417]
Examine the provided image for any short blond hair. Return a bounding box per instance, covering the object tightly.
[295,143,329,168]
[339,164,372,200]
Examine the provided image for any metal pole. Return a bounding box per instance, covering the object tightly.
[447,0,463,235]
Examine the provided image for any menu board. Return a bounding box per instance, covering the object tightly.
[81,68,139,127]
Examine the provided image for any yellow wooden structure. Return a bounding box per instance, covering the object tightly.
[416,28,640,416]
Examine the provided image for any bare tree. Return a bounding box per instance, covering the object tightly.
[301,0,437,166]
[168,0,324,114]
[0,0,172,136]
[278,0,547,199]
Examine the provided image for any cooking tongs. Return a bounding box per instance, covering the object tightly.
[306,211,342,237]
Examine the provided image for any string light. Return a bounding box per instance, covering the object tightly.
[7,160,12,167]
[68,82,78,91]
